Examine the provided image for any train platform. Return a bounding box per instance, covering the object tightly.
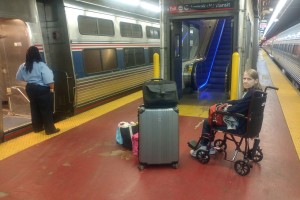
[0,50,300,200]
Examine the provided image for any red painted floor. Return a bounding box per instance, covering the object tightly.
[0,88,300,200]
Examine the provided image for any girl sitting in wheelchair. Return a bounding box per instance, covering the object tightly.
[190,69,262,157]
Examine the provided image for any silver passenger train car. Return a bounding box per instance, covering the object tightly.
[263,23,300,89]
[0,0,160,136]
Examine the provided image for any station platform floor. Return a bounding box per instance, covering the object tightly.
[0,50,300,200]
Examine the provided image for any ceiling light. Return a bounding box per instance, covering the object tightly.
[263,0,288,37]
[113,0,140,6]
[140,2,160,13]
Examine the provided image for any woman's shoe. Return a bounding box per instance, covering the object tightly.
[34,128,44,133]
[46,128,60,135]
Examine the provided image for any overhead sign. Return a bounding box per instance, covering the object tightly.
[168,1,234,14]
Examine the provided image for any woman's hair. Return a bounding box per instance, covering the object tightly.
[25,46,43,73]
[245,69,263,90]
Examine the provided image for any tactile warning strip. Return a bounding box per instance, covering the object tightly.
[0,91,143,160]
[262,50,300,160]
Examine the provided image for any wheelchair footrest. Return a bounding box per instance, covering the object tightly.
[188,140,198,149]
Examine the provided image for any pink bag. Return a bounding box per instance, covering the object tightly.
[131,133,139,156]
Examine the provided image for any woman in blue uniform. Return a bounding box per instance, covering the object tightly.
[16,46,60,135]
[190,69,262,156]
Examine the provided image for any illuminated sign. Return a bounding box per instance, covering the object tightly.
[168,1,234,14]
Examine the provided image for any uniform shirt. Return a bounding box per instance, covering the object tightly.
[16,61,54,87]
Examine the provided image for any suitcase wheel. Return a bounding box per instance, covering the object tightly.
[172,162,179,169]
[138,164,145,171]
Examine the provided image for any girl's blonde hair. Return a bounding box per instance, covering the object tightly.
[245,69,263,90]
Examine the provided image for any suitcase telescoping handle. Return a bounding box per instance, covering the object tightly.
[150,78,163,81]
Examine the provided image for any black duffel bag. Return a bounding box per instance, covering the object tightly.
[142,78,178,108]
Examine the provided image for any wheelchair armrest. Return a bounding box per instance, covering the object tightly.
[215,110,247,119]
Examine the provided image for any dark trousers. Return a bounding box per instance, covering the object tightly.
[26,84,56,133]
[200,119,239,146]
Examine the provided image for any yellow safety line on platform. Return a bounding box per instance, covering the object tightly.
[177,104,208,118]
[262,50,300,160]
[0,91,143,161]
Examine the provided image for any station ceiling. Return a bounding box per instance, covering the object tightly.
[261,0,300,40]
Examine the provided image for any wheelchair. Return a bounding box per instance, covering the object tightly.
[188,86,278,176]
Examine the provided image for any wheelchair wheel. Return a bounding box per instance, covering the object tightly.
[250,148,263,162]
[214,139,227,151]
[196,150,210,164]
[234,160,250,176]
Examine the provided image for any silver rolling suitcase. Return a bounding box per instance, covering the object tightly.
[138,106,179,170]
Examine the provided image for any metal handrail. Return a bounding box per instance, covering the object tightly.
[9,86,29,102]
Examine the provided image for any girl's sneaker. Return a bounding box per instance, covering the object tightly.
[190,145,216,157]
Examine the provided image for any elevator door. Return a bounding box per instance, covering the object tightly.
[170,21,183,98]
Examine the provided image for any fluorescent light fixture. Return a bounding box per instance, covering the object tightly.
[140,1,161,13]
[113,0,140,6]
[263,0,288,37]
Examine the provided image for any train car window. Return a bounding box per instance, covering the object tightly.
[292,44,300,57]
[290,45,294,54]
[78,16,114,36]
[120,22,142,38]
[124,48,135,67]
[124,48,145,67]
[132,24,143,38]
[280,44,283,51]
[100,49,118,71]
[148,47,160,63]
[98,18,114,36]
[78,16,98,35]
[288,44,291,52]
[83,48,118,74]
[288,44,293,53]
[146,26,160,39]
[284,44,288,52]
[120,23,131,37]
[135,48,145,65]
[83,49,102,73]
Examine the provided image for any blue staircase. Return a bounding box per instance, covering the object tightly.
[195,18,232,92]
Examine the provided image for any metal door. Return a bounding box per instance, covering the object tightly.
[170,21,183,98]
[0,18,31,135]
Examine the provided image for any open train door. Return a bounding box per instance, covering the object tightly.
[170,21,183,98]
[0,18,31,139]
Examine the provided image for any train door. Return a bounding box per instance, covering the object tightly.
[170,21,183,98]
[0,18,31,136]
[36,0,75,117]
